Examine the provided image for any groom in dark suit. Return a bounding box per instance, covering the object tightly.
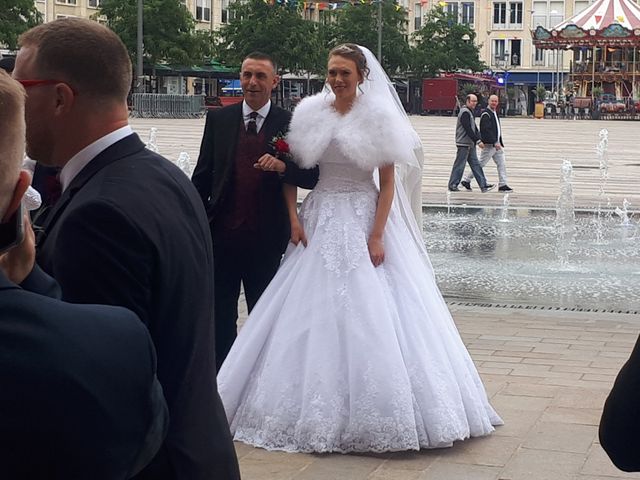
[14,18,239,480]
[192,52,318,369]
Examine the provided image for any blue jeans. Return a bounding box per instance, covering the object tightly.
[448,145,488,190]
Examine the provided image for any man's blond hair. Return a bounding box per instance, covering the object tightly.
[0,71,25,219]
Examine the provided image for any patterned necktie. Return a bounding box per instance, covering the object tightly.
[247,111,258,135]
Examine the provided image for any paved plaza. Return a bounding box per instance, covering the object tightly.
[131,115,639,209]
[130,116,640,479]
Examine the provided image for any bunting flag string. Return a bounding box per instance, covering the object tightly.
[269,0,405,11]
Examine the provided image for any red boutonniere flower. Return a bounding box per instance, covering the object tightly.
[270,132,290,157]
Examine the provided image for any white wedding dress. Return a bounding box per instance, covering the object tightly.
[217,137,503,453]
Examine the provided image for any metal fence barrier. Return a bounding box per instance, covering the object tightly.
[131,94,206,119]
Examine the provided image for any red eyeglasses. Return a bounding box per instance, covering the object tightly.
[16,79,77,94]
[17,79,62,88]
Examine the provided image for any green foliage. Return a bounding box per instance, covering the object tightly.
[214,0,326,75]
[0,0,42,50]
[330,0,410,74]
[98,0,210,65]
[411,5,484,78]
[534,83,547,101]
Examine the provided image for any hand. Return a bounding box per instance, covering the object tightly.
[254,154,286,173]
[368,236,385,267]
[0,213,36,284]
[478,141,485,149]
[495,143,502,151]
[290,220,308,247]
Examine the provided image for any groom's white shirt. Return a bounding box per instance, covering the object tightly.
[242,100,271,133]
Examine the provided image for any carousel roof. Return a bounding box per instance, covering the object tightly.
[532,0,640,48]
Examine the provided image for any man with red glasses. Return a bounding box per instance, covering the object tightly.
[13,18,239,480]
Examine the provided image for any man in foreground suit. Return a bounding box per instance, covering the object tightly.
[14,19,239,480]
[192,52,318,369]
[0,70,167,479]
[599,334,640,472]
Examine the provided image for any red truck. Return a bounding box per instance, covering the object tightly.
[421,74,502,115]
[422,78,459,114]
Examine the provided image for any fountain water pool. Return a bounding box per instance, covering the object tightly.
[422,206,640,313]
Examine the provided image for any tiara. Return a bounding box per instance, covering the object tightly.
[333,44,358,54]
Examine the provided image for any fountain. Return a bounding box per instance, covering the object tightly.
[593,129,611,244]
[555,159,576,266]
[176,152,192,176]
[498,193,510,223]
[420,130,640,313]
[614,199,632,227]
[146,127,160,153]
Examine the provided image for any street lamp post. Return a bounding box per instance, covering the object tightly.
[136,0,144,93]
[377,0,382,62]
[495,51,511,116]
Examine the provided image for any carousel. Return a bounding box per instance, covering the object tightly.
[532,0,640,115]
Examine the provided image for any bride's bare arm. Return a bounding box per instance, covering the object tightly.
[283,183,307,246]
[369,164,394,267]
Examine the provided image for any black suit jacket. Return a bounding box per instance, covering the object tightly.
[36,133,240,480]
[0,268,167,479]
[192,102,318,252]
[479,108,504,147]
[600,334,640,472]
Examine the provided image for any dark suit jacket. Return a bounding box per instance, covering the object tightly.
[479,108,504,147]
[191,102,318,253]
[600,334,640,472]
[0,268,167,479]
[36,133,240,480]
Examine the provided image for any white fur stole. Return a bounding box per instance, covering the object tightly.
[287,92,418,170]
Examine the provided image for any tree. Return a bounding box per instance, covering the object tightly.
[214,0,326,75]
[411,5,484,78]
[98,0,209,66]
[330,1,410,74]
[0,0,42,50]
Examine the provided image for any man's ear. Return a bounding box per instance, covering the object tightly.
[2,170,31,223]
[272,75,280,91]
[54,83,76,115]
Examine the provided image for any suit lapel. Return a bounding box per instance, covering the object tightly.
[219,103,243,173]
[262,107,287,147]
[36,133,146,248]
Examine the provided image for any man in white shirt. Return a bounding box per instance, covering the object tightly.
[461,94,513,192]
[192,52,318,369]
[13,17,239,480]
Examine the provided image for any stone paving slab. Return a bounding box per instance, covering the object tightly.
[129,116,639,210]
[231,304,640,480]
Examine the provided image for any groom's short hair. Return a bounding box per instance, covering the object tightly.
[244,52,277,73]
[0,71,25,218]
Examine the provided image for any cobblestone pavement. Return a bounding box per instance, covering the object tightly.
[130,116,639,210]
[129,116,640,479]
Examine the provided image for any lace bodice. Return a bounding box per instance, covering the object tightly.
[313,142,377,195]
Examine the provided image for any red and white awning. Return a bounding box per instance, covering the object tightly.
[554,0,640,32]
[532,0,640,48]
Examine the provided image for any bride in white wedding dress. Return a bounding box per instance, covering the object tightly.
[217,44,502,453]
